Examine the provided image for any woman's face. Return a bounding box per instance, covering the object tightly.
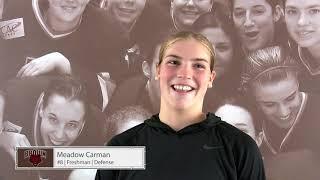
[215,104,256,140]
[171,0,213,30]
[48,0,90,23]
[285,0,320,49]
[40,94,85,146]
[232,0,278,52]
[252,74,302,129]
[200,27,234,78]
[157,38,215,110]
[107,0,146,25]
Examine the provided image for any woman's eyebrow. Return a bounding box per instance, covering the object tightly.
[164,54,181,59]
[252,5,265,9]
[285,90,297,101]
[164,54,209,63]
[68,120,80,124]
[286,4,320,9]
[48,113,57,118]
[192,58,210,64]
[285,5,297,9]
[308,5,320,9]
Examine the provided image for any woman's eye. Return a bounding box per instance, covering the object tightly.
[48,117,58,124]
[252,8,265,15]
[167,60,180,65]
[194,63,205,69]
[286,9,298,15]
[67,123,78,129]
[234,10,245,18]
[285,94,296,102]
[309,8,320,15]
[262,103,275,108]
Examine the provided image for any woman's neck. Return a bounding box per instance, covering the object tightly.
[308,45,320,62]
[173,20,191,31]
[46,9,80,33]
[159,104,205,131]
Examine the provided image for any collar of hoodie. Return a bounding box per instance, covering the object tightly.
[144,113,221,135]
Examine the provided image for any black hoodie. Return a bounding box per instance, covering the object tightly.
[96,113,265,180]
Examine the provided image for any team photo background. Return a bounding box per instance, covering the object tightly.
[0,0,320,179]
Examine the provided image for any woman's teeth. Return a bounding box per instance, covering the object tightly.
[173,85,192,91]
[280,114,290,121]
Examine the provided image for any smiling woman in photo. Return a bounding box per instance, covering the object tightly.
[231,0,284,53]
[170,0,213,31]
[241,46,320,158]
[0,75,105,179]
[284,0,320,93]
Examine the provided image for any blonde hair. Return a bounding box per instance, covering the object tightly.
[158,31,215,71]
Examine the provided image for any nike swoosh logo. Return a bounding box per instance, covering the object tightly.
[203,144,223,150]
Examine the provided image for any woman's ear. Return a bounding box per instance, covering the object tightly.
[142,61,151,79]
[155,64,160,80]
[208,70,216,88]
[273,5,283,22]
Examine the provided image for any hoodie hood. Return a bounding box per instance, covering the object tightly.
[145,112,221,135]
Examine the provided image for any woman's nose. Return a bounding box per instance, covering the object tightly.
[176,65,192,79]
[186,0,195,7]
[244,11,254,27]
[53,126,66,139]
[298,12,309,27]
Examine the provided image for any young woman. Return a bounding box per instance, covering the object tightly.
[241,46,320,157]
[231,0,284,53]
[95,31,265,180]
[284,0,320,93]
[1,0,90,80]
[0,75,104,179]
[0,76,86,157]
[170,0,213,31]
